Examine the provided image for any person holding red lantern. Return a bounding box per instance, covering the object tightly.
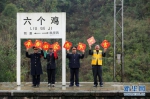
[66,46,85,87]
[44,46,58,87]
[26,46,44,88]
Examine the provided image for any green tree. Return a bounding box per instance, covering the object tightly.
[2,3,17,18]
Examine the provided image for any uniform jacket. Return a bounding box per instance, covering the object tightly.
[44,52,58,69]
[26,50,44,75]
[66,53,84,68]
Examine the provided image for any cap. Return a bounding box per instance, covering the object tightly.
[33,46,38,50]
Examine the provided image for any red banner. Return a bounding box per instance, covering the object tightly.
[63,41,72,50]
[100,40,110,49]
[87,36,96,45]
[24,40,33,49]
[77,42,86,51]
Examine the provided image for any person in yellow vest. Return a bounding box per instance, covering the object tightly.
[89,44,107,87]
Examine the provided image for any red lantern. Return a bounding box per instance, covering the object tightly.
[100,40,110,49]
[77,42,86,51]
[52,42,61,52]
[34,40,43,48]
[24,40,33,49]
[42,42,50,51]
[63,41,72,50]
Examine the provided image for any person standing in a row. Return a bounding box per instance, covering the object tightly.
[66,46,85,87]
[26,46,44,87]
[44,47,58,87]
[89,44,107,87]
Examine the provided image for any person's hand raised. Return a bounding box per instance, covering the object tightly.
[104,48,107,52]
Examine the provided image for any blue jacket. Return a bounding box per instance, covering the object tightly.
[26,50,44,75]
[66,53,84,68]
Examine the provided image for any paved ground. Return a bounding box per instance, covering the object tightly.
[0,82,125,91]
[0,82,149,91]
[0,82,149,98]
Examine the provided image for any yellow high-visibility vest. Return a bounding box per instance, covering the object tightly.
[91,50,102,65]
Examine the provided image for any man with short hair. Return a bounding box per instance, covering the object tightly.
[66,46,85,87]
[89,44,107,87]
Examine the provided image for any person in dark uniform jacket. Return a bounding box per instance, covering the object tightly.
[44,47,58,87]
[66,46,85,87]
[89,44,107,87]
[26,46,44,87]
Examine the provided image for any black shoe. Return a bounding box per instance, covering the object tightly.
[100,85,103,87]
[76,84,79,87]
[93,85,97,87]
[69,85,73,87]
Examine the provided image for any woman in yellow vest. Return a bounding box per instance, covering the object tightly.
[89,44,107,87]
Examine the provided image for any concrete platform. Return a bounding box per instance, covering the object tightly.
[0,82,150,99]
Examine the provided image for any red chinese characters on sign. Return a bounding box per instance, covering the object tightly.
[24,40,33,49]
[87,36,96,45]
[100,40,110,49]
[34,40,43,48]
[77,42,86,51]
[52,42,61,52]
[42,42,50,51]
[63,41,72,50]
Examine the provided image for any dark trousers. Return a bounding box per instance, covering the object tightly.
[70,68,79,85]
[92,66,103,85]
[47,69,55,84]
[32,75,40,86]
